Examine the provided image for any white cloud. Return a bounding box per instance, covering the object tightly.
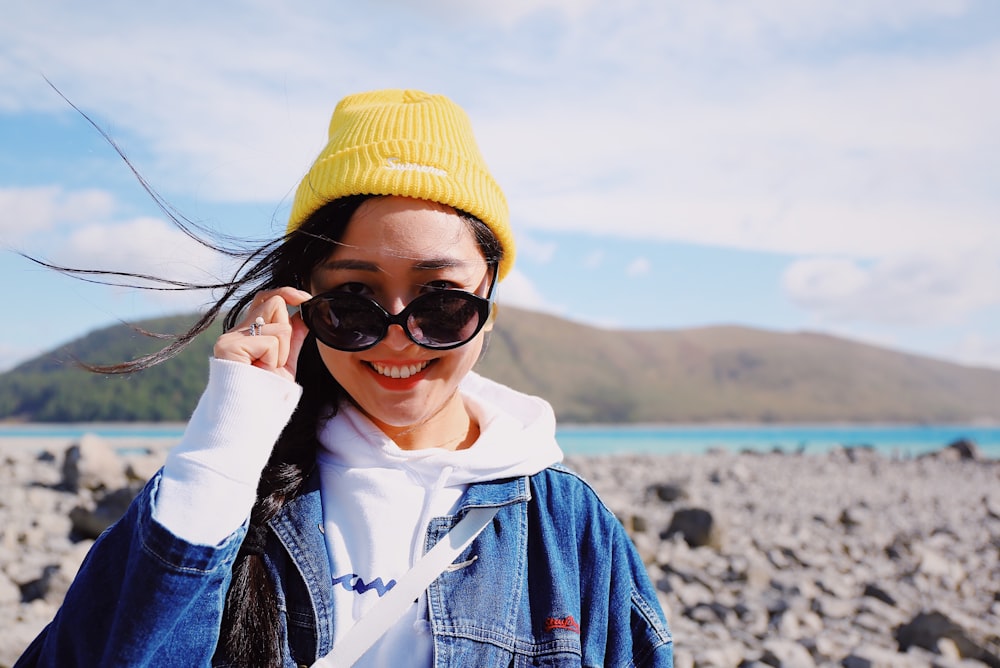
[10,187,240,313]
[496,268,563,315]
[57,216,229,286]
[783,252,1000,326]
[417,0,604,26]
[583,250,604,269]
[2,185,231,299]
[625,257,651,276]
[493,38,1000,258]
[515,234,557,264]
[4,2,997,262]
[0,186,116,243]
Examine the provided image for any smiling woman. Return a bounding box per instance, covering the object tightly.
[14,89,673,667]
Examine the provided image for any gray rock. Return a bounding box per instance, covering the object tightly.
[61,434,128,493]
[813,595,857,620]
[124,454,163,483]
[864,582,898,607]
[648,481,688,503]
[839,504,872,530]
[662,507,723,549]
[69,486,140,539]
[894,610,1000,666]
[842,644,922,667]
[760,638,815,667]
[944,438,982,461]
[694,643,746,668]
[18,564,60,603]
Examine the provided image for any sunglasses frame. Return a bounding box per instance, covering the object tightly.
[301,268,498,352]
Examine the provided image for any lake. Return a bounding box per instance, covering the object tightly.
[2,423,998,458]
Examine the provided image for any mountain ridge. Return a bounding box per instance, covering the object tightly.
[1,307,997,423]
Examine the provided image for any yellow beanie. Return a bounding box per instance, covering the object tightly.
[287,89,514,280]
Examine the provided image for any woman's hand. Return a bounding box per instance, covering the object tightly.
[213,287,313,381]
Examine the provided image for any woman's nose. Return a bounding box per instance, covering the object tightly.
[381,322,412,350]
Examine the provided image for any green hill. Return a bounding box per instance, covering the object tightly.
[2,308,999,423]
[0,316,221,422]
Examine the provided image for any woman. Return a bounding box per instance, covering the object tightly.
[17,89,673,667]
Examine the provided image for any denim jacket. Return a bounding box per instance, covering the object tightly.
[18,465,673,667]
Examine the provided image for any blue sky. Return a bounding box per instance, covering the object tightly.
[2,1,999,371]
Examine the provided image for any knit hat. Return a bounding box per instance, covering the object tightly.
[287,89,514,280]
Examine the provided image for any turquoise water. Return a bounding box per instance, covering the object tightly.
[556,424,1000,458]
[0,424,188,440]
[2,423,998,458]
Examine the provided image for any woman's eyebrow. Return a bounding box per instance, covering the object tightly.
[316,259,382,272]
[412,258,478,271]
[317,257,480,272]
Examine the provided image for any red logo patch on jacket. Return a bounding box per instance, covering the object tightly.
[544,615,581,634]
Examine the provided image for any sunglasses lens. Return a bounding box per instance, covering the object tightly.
[407,292,485,348]
[305,294,384,351]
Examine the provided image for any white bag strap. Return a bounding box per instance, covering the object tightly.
[310,505,500,667]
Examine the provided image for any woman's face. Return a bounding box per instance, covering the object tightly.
[308,196,493,447]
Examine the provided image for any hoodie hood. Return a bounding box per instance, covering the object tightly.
[317,370,562,487]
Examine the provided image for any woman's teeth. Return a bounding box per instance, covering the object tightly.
[370,361,430,379]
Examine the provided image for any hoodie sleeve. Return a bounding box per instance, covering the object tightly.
[153,357,302,545]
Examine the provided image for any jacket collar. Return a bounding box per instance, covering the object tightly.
[456,474,531,509]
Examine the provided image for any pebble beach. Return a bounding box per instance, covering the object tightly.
[1,435,998,667]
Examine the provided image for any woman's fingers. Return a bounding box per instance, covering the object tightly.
[213,288,313,378]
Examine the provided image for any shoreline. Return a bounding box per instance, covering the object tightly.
[1,422,998,461]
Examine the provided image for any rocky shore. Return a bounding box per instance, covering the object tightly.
[1,436,998,667]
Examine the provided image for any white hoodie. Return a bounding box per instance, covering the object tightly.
[317,371,563,666]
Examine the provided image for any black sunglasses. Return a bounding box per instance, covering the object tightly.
[300,272,497,352]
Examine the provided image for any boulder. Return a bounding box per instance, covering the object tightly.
[894,610,1000,666]
[841,645,914,668]
[648,481,688,503]
[838,504,871,530]
[18,564,60,603]
[125,454,164,483]
[863,582,897,607]
[759,638,815,667]
[945,438,982,461]
[662,508,723,549]
[61,434,127,493]
[69,486,140,539]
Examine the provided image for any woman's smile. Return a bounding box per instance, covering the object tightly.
[368,359,432,380]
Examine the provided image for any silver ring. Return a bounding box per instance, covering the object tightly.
[247,316,265,336]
